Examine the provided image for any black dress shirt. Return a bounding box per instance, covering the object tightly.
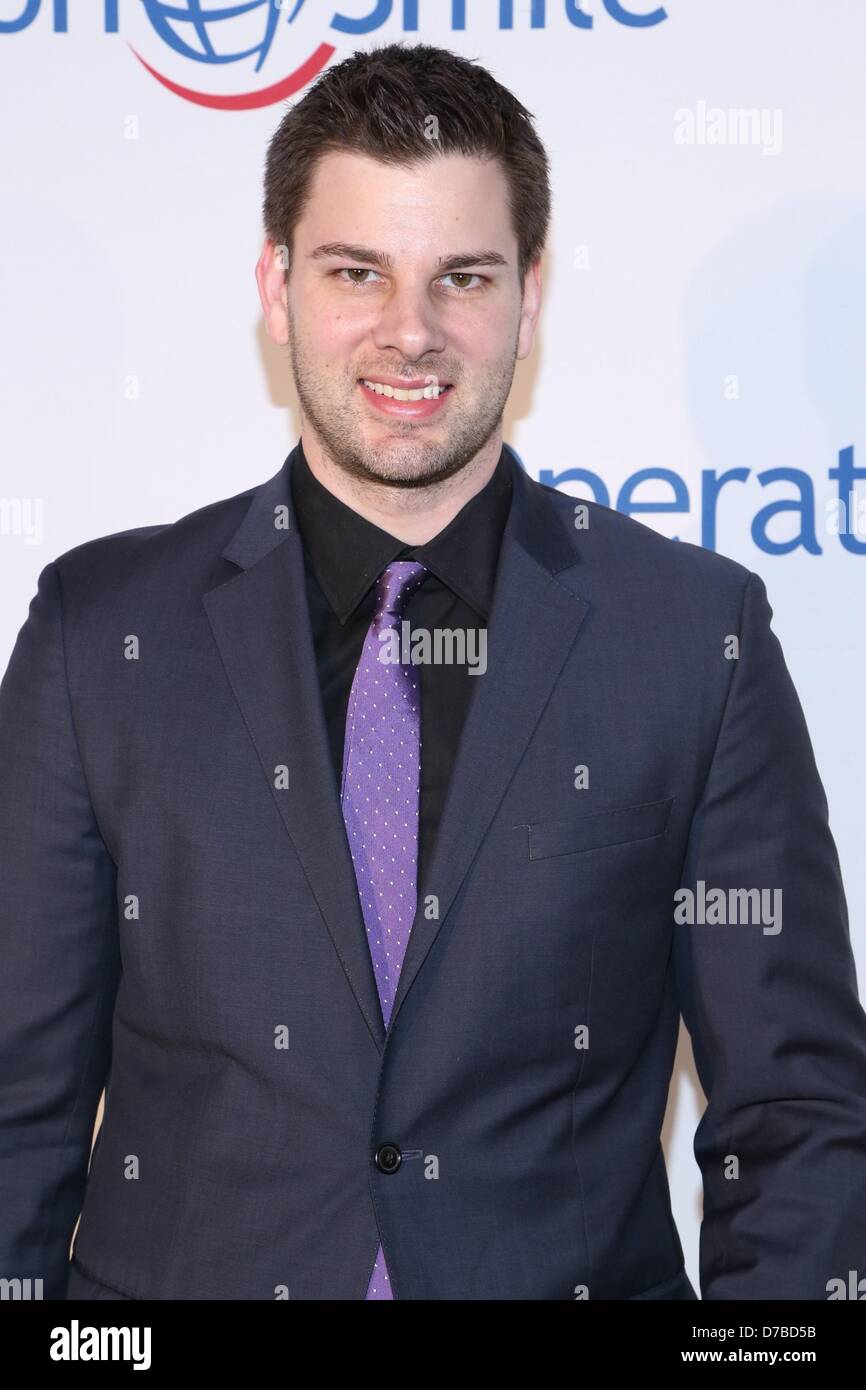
[290,439,514,891]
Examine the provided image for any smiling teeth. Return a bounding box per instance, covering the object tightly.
[362,380,450,400]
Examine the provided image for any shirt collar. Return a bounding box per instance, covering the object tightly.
[290,438,514,624]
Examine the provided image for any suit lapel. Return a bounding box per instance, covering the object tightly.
[389,456,591,1028]
[202,445,591,1051]
[203,453,388,1051]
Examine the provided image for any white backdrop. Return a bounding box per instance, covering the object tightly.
[2,0,864,1296]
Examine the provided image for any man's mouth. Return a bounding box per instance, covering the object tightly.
[358,378,454,401]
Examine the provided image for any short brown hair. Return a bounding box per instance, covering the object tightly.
[262,41,551,283]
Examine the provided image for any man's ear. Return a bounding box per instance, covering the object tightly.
[255,238,290,346]
[517,257,543,362]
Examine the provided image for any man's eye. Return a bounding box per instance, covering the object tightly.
[338,268,381,287]
[439,272,482,292]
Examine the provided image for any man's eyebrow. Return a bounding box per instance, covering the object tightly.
[309,242,508,273]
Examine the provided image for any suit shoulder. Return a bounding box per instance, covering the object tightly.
[534,474,753,600]
[47,480,259,595]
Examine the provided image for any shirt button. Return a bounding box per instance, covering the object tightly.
[374,1143,402,1174]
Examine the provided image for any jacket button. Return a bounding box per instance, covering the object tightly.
[374,1143,402,1174]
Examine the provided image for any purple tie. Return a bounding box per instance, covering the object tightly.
[340,560,430,1301]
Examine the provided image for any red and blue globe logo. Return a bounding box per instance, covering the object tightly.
[131,0,335,109]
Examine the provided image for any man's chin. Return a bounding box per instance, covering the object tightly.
[355,448,465,489]
[355,455,450,488]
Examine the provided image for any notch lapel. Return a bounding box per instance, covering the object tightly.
[203,450,388,1051]
[389,455,591,1029]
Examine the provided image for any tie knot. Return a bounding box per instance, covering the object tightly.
[374,560,429,622]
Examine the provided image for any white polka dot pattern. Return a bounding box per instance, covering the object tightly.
[339,559,430,1301]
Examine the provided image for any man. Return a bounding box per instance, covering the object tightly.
[2,42,865,1303]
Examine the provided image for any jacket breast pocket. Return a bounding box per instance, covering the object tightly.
[525,796,674,861]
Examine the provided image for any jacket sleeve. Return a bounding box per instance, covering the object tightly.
[674,569,866,1300]
[0,560,120,1300]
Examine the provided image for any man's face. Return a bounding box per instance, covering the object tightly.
[258,149,541,488]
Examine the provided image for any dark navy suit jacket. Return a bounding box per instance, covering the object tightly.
[2,444,865,1300]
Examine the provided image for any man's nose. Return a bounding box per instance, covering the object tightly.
[370,282,448,363]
